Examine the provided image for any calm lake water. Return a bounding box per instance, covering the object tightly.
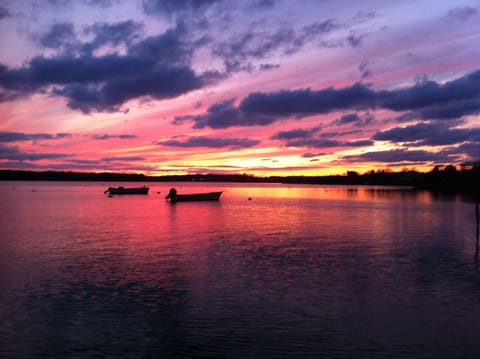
[1,181,480,358]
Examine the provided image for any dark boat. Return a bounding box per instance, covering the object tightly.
[104,186,149,195]
[165,188,222,203]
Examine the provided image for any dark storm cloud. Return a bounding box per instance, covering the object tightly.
[158,135,260,149]
[91,134,137,140]
[343,149,456,164]
[374,122,480,147]
[0,131,72,142]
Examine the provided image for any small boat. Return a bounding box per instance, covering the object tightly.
[165,188,222,203]
[104,186,149,195]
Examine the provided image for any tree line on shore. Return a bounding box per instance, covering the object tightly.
[0,164,479,191]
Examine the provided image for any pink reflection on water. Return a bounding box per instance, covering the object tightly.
[1,181,480,358]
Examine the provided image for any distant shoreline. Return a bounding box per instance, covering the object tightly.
[1,168,479,193]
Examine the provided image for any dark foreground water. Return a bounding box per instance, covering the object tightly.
[1,181,480,358]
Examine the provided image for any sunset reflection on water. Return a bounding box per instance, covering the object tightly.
[1,181,479,358]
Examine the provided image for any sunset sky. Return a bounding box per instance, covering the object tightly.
[1,0,480,176]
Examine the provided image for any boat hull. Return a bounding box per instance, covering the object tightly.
[168,191,222,203]
[105,186,149,195]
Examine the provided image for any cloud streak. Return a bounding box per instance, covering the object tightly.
[91,134,138,140]
[158,135,260,149]
[0,144,71,161]
[342,149,457,165]
[0,131,139,142]
[271,126,322,140]
[285,138,373,149]
[0,132,72,142]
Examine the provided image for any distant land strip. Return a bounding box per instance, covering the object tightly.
[1,166,480,192]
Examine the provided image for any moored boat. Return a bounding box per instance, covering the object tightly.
[165,188,222,203]
[104,186,149,195]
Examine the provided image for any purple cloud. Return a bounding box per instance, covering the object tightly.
[0,22,207,113]
[343,148,457,164]
[240,83,376,117]
[285,138,373,149]
[0,144,71,161]
[0,131,72,142]
[91,134,138,140]
[102,156,146,162]
[374,122,480,146]
[158,135,260,149]
[180,69,480,131]
[271,126,322,140]
[0,5,10,20]
[175,98,275,129]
